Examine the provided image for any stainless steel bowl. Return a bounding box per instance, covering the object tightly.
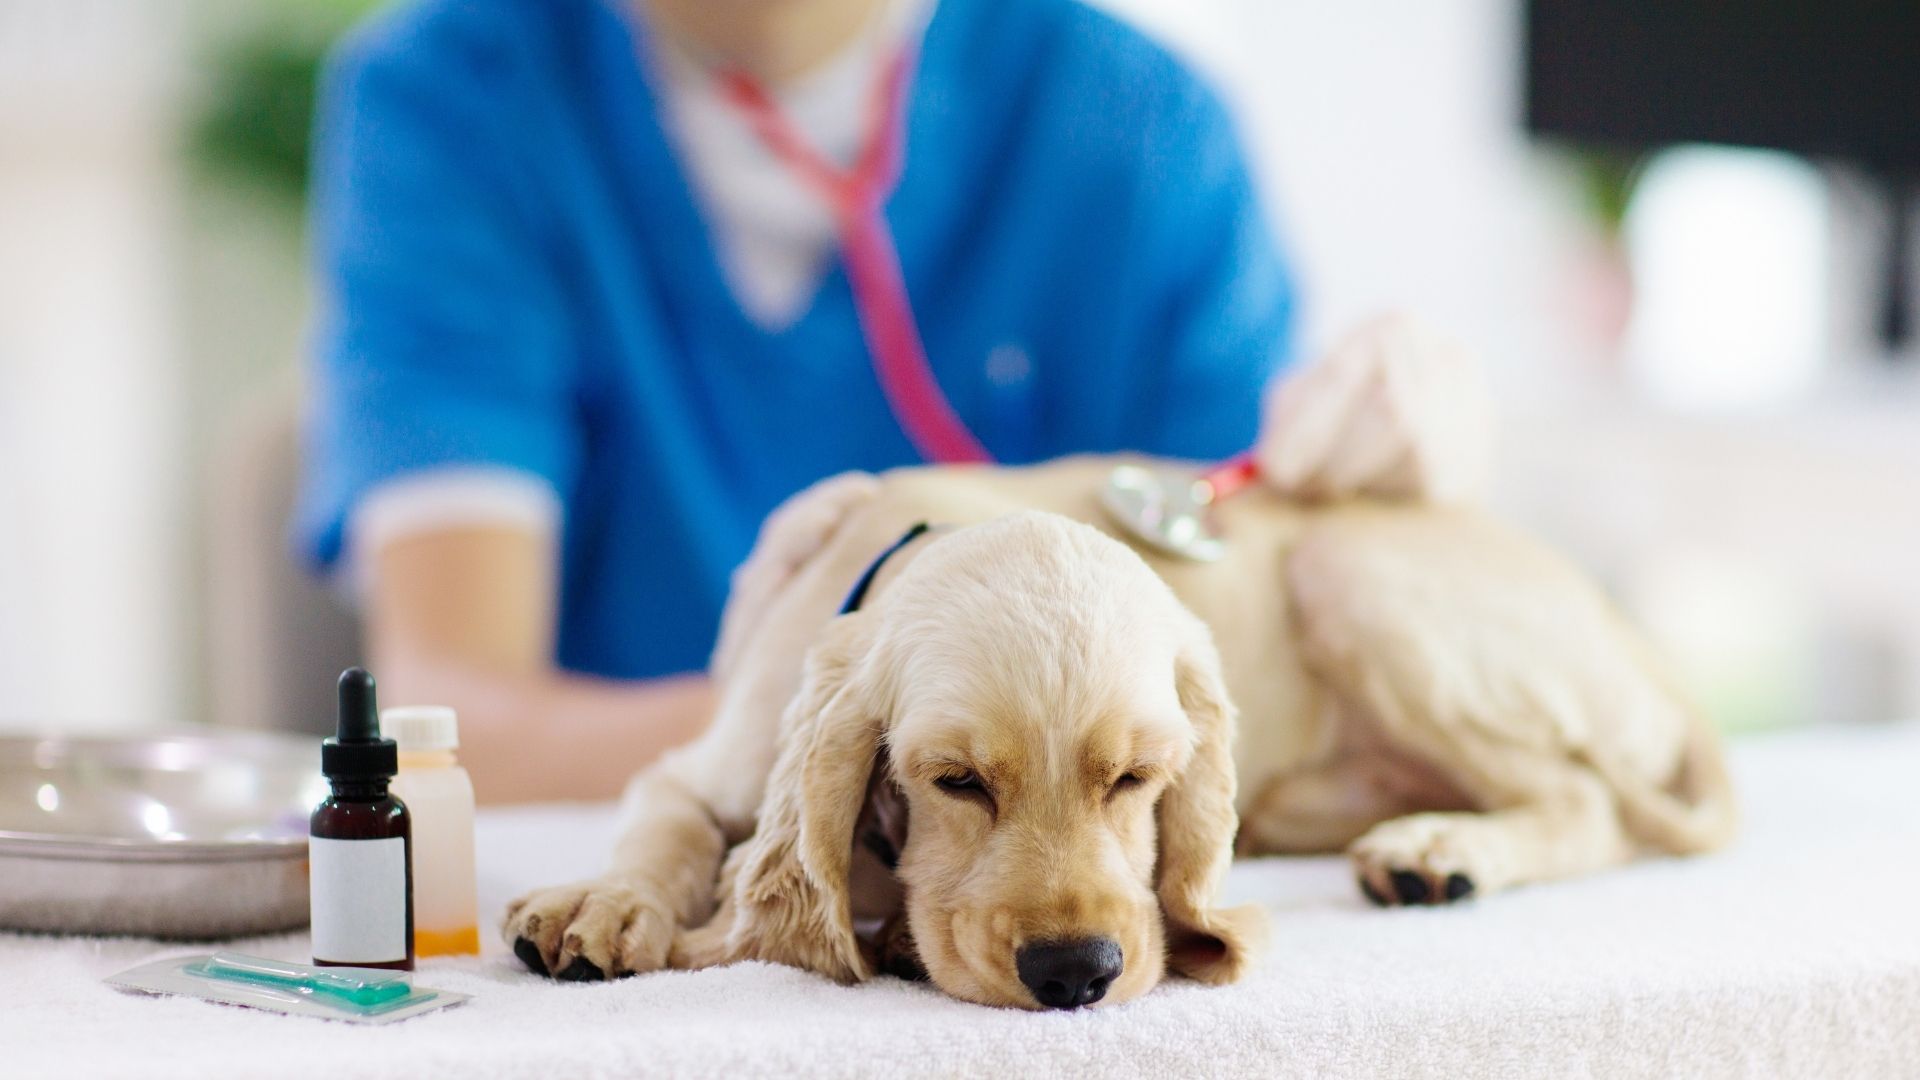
[0,730,326,939]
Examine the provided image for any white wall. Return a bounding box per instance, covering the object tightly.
[0,0,190,731]
[1092,0,1580,387]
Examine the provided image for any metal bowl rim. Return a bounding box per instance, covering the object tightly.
[0,831,309,863]
[0,728,318,763]
[0,729,319,862]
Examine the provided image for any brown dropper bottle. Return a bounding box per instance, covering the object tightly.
[310,667,414,970]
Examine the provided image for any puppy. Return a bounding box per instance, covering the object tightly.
[505,457,1735,1008]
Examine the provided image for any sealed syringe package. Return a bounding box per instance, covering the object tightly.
[106,952,470,1025]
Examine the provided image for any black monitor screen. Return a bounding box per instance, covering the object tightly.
[1525,1,1920,173]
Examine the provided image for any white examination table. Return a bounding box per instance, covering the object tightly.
[9,725,1918,1079]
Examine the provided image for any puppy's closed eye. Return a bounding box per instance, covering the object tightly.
[934,770,995,811]
[1106,771,1149,801]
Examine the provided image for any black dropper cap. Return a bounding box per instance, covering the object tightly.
[321,667,397,782]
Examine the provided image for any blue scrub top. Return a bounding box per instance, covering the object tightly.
[298,0,1297,680]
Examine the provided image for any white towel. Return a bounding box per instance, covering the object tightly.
[7,726,1919,1079]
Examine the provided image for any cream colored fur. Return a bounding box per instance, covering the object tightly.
[505,456,1734,1008]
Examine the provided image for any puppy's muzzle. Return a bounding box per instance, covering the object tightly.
[1015,938,1123,1009]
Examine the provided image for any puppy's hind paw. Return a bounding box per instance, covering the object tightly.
[502,878,676,980]
[1349,814,1485,908]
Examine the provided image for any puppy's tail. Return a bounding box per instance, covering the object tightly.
[1580,696,1738,856]
[710,472,881,684]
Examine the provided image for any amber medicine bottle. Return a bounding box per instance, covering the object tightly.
[310,667,414,971]
[386,705,479,957]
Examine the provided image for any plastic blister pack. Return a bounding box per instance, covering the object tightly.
[106,952,469,1024]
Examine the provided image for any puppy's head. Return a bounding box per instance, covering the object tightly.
[731,511,1263,1009]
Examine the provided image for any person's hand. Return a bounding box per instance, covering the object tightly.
[1253,313,1492,505]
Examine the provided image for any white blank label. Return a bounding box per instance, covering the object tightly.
[309,835,407,963]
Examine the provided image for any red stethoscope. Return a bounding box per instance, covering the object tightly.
[721,53,1254,561]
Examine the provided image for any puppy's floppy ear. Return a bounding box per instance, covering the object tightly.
[1156,621,1268,984]
[678,614,884,981]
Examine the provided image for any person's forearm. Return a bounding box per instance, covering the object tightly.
[375,658,714,804]
[362,524,714,803]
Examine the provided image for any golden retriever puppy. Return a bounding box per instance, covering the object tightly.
[504,457,1735,1009]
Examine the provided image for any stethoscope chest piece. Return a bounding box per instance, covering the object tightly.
[1099,463,1230,563]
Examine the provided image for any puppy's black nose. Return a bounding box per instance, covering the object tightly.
[1016,938,1123,1009]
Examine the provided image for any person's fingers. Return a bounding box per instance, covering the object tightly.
[1258,313,1494,505]
[1257,334,1376,493]
[1315,370,1413,496]
[1384,333,1492,504]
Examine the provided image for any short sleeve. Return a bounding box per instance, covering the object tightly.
[1129,70,1297,460]
[294,10,577,572]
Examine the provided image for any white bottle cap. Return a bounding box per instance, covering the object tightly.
[381,706,459,751]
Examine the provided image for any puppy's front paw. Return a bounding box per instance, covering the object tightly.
[503,879,676,980]
[867,912,927,982]
[1349,813,1484,907]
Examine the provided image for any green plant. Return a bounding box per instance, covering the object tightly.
[1566,147,1646,239]
[189,1,383,202]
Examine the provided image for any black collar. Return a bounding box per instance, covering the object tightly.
[838,522,934,615]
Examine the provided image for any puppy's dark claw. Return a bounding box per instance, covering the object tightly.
[1389,870,1431,905]
[555,956,606,982]
[1359,875,1390,907]
[882,949,929,982]
[514,936,550,976]
[1444,872,1476,902]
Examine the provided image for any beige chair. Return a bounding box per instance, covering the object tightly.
[204,379,362,735]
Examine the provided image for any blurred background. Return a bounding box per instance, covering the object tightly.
[2,0,1916,737]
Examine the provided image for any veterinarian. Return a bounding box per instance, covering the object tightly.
[299,0,1463,801]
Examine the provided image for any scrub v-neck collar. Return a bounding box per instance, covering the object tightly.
[583,0,960,349]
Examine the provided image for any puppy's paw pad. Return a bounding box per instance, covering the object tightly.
[1388,869,1431,905]
[1358,875,1391,907]
[1349,815,1487,908]
[513,935,549,976]
[1443,872,1476,901]
[503,880,672,979]
[555,956,606,982]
